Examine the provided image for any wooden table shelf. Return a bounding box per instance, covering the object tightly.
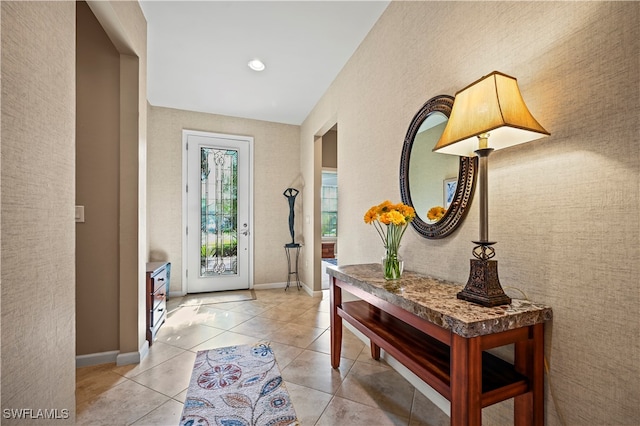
[339,300,530,405]
[328,264,552,426]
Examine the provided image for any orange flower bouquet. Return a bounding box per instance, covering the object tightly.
[364,200,415,280]
[427,206,446,222]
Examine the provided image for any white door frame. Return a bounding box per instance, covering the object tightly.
[181,129,254,295]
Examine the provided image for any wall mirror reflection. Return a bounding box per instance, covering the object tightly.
[399,95,477,239]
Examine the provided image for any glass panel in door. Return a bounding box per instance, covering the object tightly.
[201,147,238,277]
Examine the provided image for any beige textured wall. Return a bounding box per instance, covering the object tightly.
[1,1,147,418]
[301,2,639,424]
[1,1,76,422]
[76,1,120,356]
[147,106,301,293]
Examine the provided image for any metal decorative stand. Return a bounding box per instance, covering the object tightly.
[284,243,301,291]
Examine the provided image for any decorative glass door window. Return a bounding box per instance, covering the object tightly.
[200,147,238,276]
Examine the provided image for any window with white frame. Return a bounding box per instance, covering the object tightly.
[321,171,337,238]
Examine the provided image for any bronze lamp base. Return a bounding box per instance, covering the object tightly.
[457,259,511,307]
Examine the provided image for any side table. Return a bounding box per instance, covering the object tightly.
[328,264,552,425]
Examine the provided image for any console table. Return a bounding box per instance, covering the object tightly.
[328,264,552,426]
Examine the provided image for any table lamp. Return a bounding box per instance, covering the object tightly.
[433,71,549,307]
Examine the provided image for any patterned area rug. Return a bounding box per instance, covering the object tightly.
[181,343,299,426]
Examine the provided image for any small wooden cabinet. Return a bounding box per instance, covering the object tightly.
[322,242,335,259]
[146,262,170,346]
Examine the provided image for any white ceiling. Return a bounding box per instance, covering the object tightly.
[139,1,390,125]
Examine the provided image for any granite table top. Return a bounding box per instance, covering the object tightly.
[327,263,552,338]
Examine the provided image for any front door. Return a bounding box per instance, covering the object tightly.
[184,130,253,293]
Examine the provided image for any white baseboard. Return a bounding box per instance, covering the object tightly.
[139,340,150,362]
[303,285,324,298]
[76,350,119,368]
[253,281,322,298]
[76,341,149,368]
[116,340,149,366]
[171,283,324,298]
[171,284,285,295]
[253,281,288,290]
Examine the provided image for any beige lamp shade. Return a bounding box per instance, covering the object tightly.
[433,71,550,157]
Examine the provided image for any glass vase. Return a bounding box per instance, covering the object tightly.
[382,252,404,280]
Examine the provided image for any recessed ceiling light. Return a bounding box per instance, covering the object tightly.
[248,59,266,72]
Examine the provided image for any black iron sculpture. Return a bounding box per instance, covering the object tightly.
[283,188,299,247]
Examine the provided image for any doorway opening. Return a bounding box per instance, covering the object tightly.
[319,125,337,290]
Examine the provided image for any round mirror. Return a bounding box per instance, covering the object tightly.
[399,95,476,239]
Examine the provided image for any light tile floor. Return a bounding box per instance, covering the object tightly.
[76,285,450,425]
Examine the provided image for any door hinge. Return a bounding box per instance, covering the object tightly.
[186,184,188,193]
[186,269,188,278]
[186,226,188,235]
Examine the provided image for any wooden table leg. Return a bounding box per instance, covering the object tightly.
[370,342,381,360]
[514,323,544,426]
[330,278,342,368]
[451,333,482,426]
[366,304,381,360]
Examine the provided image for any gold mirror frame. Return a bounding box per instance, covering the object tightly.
[399,95,477,239]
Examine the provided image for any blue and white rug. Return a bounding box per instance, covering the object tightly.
[180,343,298,426]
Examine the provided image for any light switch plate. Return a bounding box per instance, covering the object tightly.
[75,206,85,223]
